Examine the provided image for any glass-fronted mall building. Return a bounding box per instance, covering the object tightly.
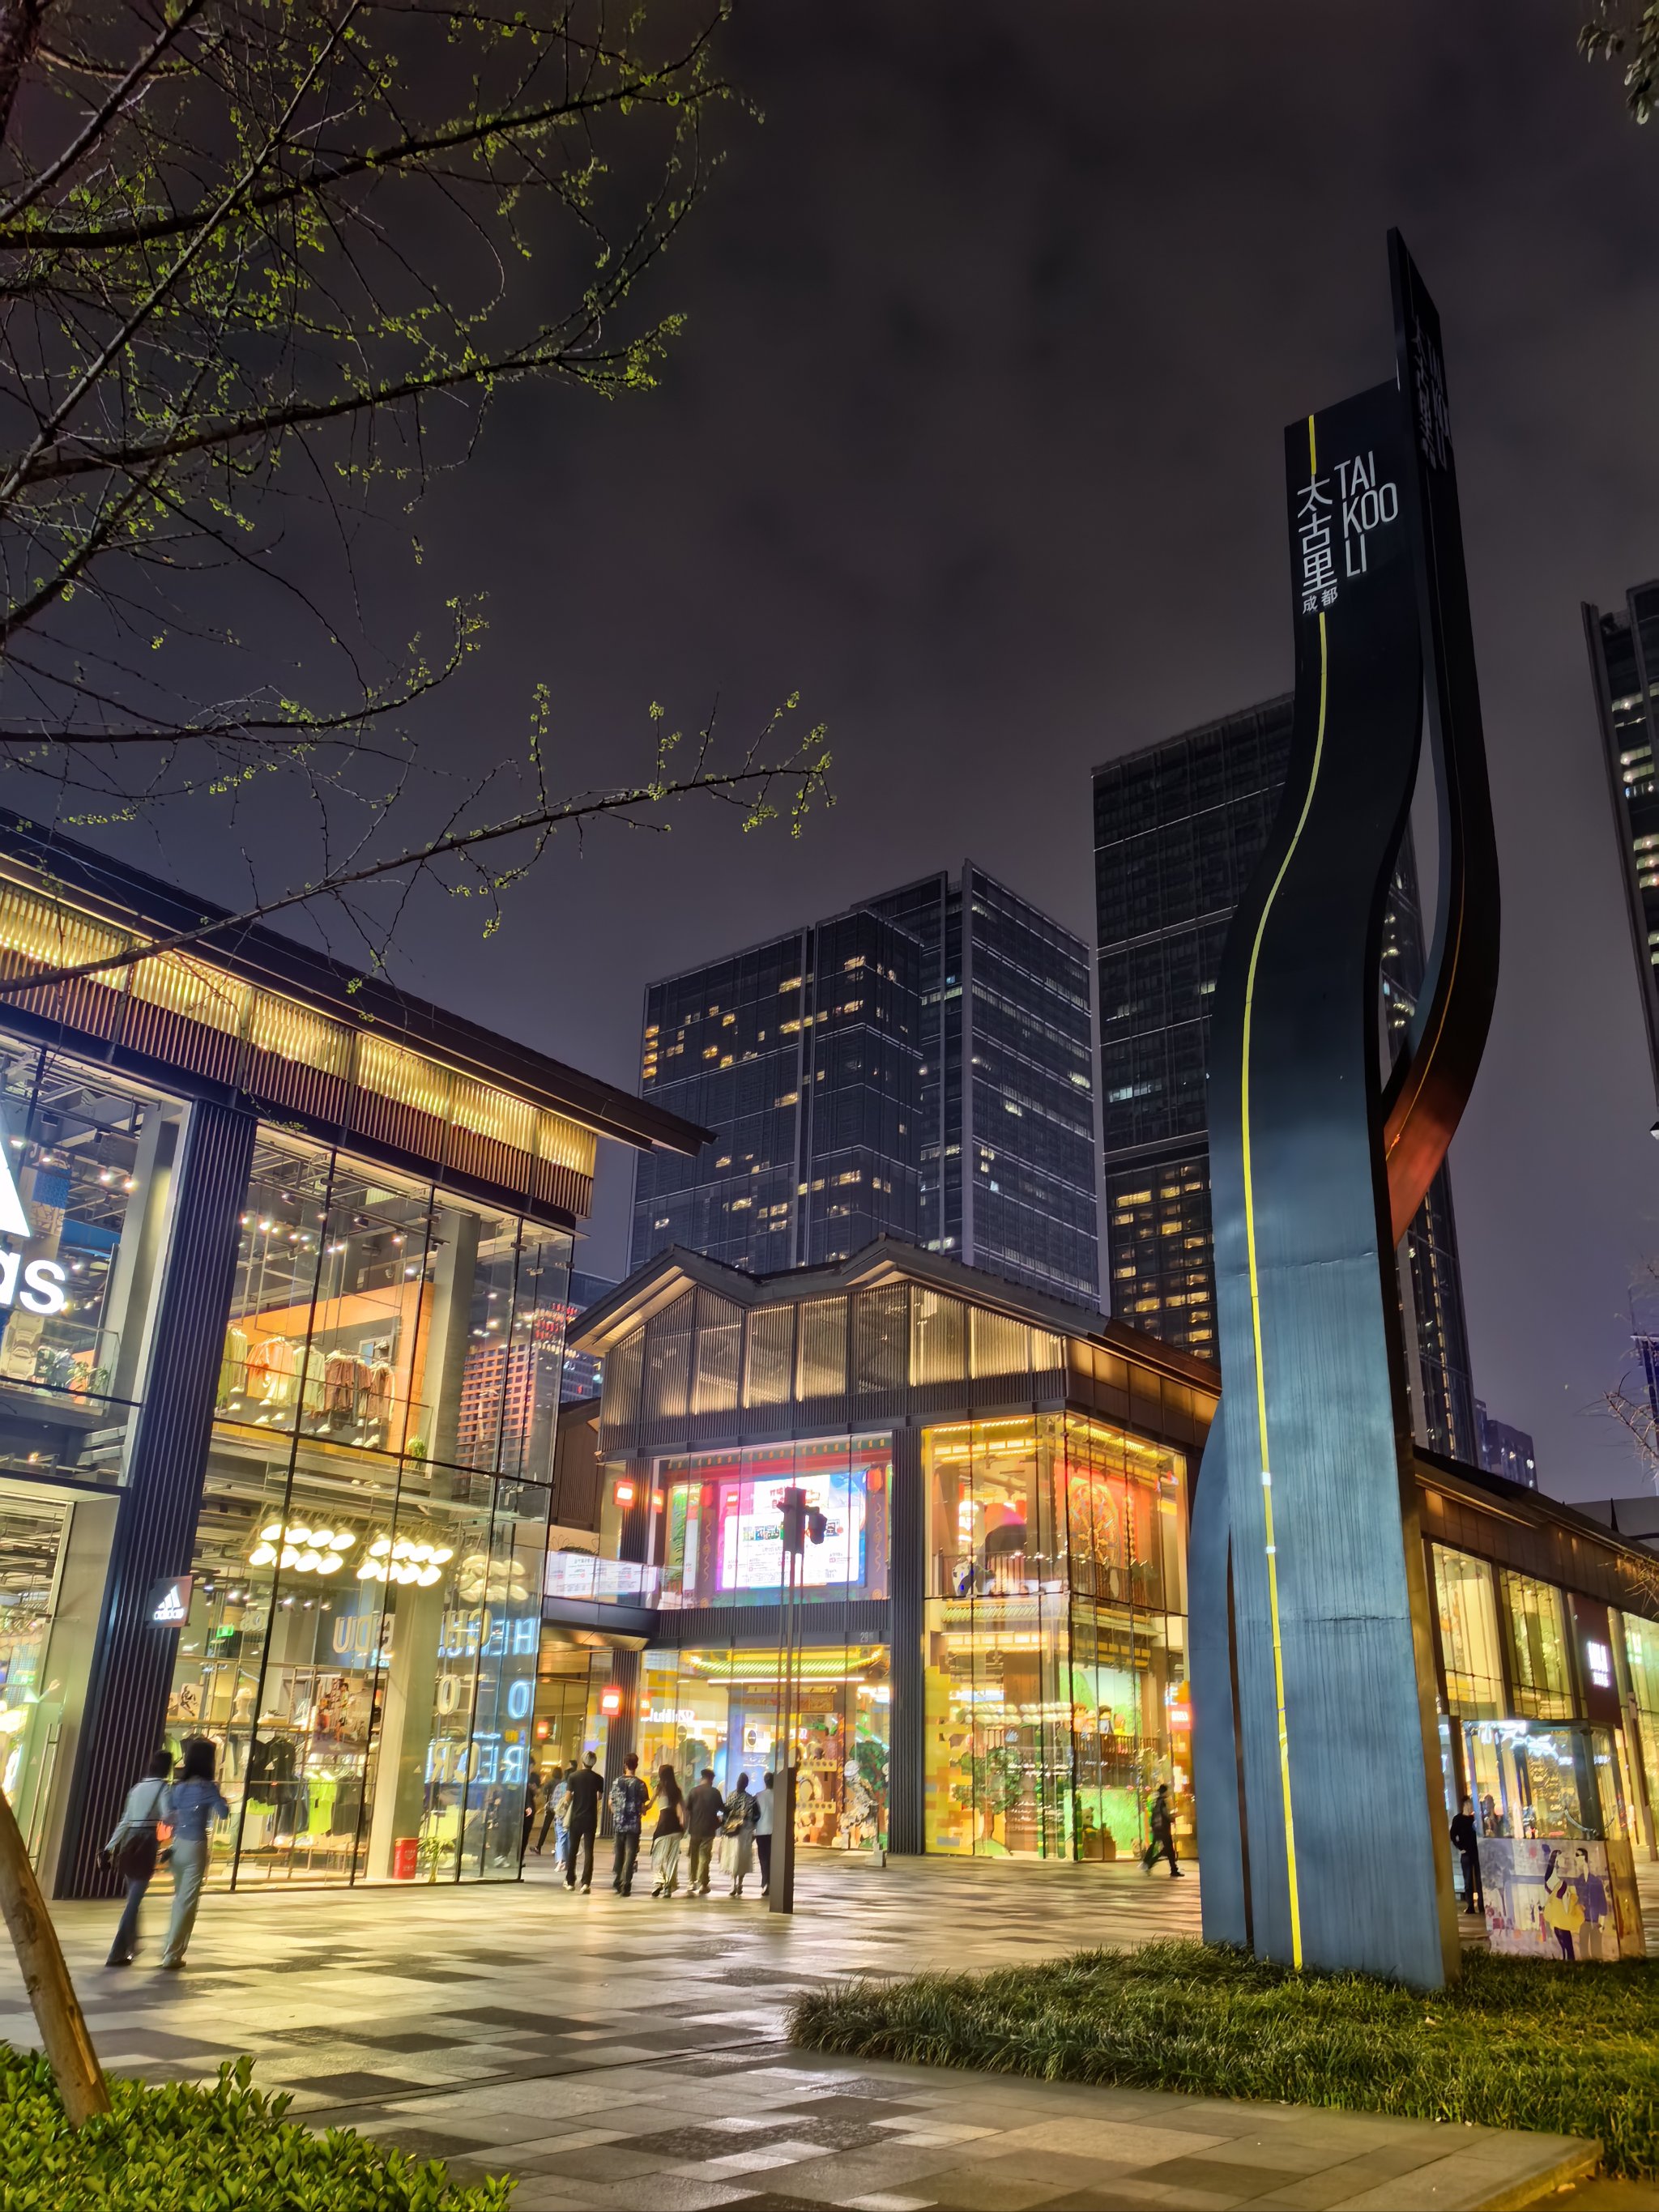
[556,1242,1659,1906]
[0,812,705,1897]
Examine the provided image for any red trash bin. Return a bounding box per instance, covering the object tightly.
[390,1837,419,1880]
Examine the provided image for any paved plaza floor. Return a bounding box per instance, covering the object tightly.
[0,1851,1602,2210]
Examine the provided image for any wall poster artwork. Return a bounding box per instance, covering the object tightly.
[1481,1837,1644,1962]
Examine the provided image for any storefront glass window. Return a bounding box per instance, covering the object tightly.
[921,1413,1188,1862]
[1620,1613,1659,1827]
[169,1131,568,1886]
[923,1415,1069,1859]
[652,1435,890,1608]
[1431,1546,1506,1717]
[638,1643,889,1849]
[0,1487,73,1858]
[1499,1570,1575,1721]
[0,1045,184,1485]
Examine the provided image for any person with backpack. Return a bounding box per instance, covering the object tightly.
[160,1737,228,1968]
[608,1754,648,1896]
[104,1749,173,1967]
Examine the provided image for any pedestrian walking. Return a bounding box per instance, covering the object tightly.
[649,1763,684,1897]
[722,1772,759,1897]
[609,1754,648,1895]
[754,1771,775,1896]
[521,1769,540,1864]
[160,1737,228,1969]
[1449,1795,1484,1916]
[684,1767,725,1896]
[103,1750,173,1967]
[551,1761,575,1869]
[563,1750,604,1892]
[1141,1784,1182,1877]
[531,1760,565,1854]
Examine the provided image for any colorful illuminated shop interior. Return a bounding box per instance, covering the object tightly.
[923,1413,1188,1860]
[0,1042,186,1860]
[629,1432,893,1849]
[564,1242,1214,1865]
[167,1129,570,1886]
[638,1645,892,1852]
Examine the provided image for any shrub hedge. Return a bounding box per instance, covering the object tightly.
[793,1937,1659,2176]
[0,2048,511,2210]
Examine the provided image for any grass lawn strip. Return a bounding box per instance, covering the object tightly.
[791,1937,1657,2178]
[0,2048,510,2210]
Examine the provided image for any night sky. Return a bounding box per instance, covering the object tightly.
[114,4,1659,1502]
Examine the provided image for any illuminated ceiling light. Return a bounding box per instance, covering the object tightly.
[247,1544,276,1567]
[259,1521,283,1541]
[328,1531,355,1549]
[369,1536,390,1558]
[320,1553,343,1574]
[431,1546,453,1565]
[416,1566,441,1587]
[279,1546,299,1569]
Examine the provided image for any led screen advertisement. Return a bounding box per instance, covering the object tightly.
[657,1434,890,1607]
[720,1468,864,1593]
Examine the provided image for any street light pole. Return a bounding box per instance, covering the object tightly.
[771,1486,806,1916]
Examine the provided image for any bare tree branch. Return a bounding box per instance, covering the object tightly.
[0,2,828,978]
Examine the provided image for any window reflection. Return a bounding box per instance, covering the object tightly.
[172,1132,567,1887]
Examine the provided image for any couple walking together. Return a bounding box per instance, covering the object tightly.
[104,1737,229,1969]
[603,1755,773,1899]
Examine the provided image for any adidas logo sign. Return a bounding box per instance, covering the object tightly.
[0,1114,66,1315]
[150,1583,190,1625]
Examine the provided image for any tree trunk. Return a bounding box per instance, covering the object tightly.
[0,1784,109,2125]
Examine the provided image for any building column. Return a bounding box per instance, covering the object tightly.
[54,1101,256,1899]
[888,1422,924,1854]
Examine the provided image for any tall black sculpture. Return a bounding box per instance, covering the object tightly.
[1188,236,1500,1987]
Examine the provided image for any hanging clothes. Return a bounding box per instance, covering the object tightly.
[219,1324,249,1404]
[322,1352,361,1417]
[362,1362,394,1426]
[248,1335,297,1406]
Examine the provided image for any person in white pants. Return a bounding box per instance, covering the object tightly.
[160,1738,228,1968]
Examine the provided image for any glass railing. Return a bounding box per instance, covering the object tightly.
[542,1552,660,1605]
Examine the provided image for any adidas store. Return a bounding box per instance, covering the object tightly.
[0,815,703,1901]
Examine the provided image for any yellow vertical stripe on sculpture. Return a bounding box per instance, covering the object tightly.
[1238,413,1326,1971]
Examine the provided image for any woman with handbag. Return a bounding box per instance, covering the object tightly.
[160,1737,228,1969]
[104,1750,173,1967]
[722,1772,759,1899]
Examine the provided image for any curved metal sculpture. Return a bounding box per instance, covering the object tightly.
[1189,235,1499,1987]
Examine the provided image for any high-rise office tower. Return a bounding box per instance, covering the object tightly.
[1093,697,1480,1460]
[630,865,1098,1303]
[1584,581,1659,1103]
[1475,1401,1538,1490]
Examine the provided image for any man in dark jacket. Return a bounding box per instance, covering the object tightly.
[684,1768,725,1895]
[608,1755,648,1896]
[1141,1784,1181,1877]
[1449,1796,1483,1915]
[563,1751,605,1893]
